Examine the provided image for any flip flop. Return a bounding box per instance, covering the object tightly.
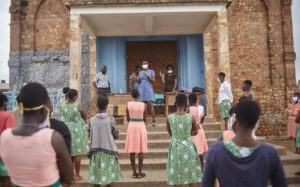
[137,173,146,178]
[73,175,83,181]
[132,173,138,178]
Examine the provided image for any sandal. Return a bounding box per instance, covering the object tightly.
[73,175,83,181]
[132,173,138,178]
[137,173,146,178]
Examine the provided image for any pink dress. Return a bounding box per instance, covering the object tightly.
[285,104,300,138]
[189,106,208,155]
[125,101,148,153]
[0,128,60,187]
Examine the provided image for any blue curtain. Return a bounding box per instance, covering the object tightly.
[96,37,127,93]
[177,35,206,107]
[96,35,206,108]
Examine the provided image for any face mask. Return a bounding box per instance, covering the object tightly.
[293,97,298,103]
[16,103,51,128]
[142,64,148,69]
[39,118,48,129]
[228,113,236,130]
[217,78,221,83]
[242,86,248,92]
[167,70,173,74]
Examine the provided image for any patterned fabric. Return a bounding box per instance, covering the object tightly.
[0,161,8,177]
[88,152,123,185]
[296,125,300,148]
[138,69,155,101]
[167,114,202,185]
[93,72,110,88]
[61,102,89,156]
[219,99,231,119]
[165,74,177,92]
[129,75,140,91]
[224,140,258,158]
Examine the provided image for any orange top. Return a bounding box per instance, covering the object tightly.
[223,130,236,141]
[0,128,59,187]
[189,106,204,124]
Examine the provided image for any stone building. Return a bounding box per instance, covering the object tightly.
[9,0,299,136]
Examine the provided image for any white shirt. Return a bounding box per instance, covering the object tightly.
[218,81,233,104]
[93,72,109,88]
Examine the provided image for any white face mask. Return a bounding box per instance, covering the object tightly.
[39,118,48,129]
[293,97,298,103]
[217,78,221,83]
[142,64,148,69]
[167,70,173,74]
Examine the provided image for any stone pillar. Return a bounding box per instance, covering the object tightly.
[204,32,214,117]
[216,11,231,83]
[69,14,82,102]
[89,36,97,116]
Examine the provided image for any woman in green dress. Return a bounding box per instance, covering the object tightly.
[61,89,89,182]
[166,94,202,186]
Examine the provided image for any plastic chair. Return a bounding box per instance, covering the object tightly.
[153,93,165,107]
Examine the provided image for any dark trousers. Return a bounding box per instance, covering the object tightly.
[98,87,111,98]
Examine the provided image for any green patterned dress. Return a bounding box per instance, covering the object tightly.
[167,113,202,185]
[88,152,123,185]
[61,102,89,156]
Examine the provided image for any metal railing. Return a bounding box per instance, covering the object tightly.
[3,89,64,113]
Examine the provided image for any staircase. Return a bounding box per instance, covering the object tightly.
[72,116,300,187]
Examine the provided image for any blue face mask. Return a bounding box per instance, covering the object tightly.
[242,86,248,92]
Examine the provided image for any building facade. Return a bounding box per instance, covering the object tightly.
[9,0,299,136]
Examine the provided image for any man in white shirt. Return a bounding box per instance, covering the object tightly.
[217,72,233,130]
[93,65,111,97]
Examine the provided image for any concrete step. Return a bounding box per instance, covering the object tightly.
[115,138,218,149]
[81,158,167,170]
[72,164,300,187]
[71,169,169,187]
[117,122,221,133]
[118,130,221,140]
[118,148,169,159]
[81,151,300,171]
[280,153,300,165]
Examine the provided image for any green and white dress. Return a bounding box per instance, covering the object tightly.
[167,113,202,185]
[0,161,8,177]
[88,152,122,185]
[61,102,89,156]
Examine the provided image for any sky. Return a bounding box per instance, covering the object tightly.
[0,1,299,83]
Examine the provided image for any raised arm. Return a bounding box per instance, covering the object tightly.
[51,131,73,184]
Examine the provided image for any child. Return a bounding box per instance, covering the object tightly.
[166,94,202,187]
[0,82,73,186]
[88,96,122,186]
[125,90,148,178]
[187,93,208,171]
[202,100,287,187]
[285,93,300,138]
[0,93,15,187]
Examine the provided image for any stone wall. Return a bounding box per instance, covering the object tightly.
[9,50,70,90]
[64,0,229,6]
[81,32,91,114]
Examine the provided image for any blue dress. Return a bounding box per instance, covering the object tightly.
[139,69,155,101]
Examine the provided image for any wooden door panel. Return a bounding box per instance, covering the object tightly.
[126,41,177,93]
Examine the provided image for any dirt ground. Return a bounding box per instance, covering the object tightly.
[266,138,296,153]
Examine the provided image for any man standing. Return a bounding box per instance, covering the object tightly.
[217,72,233,130]
[242,80,255,100]
[93,65,111,97]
